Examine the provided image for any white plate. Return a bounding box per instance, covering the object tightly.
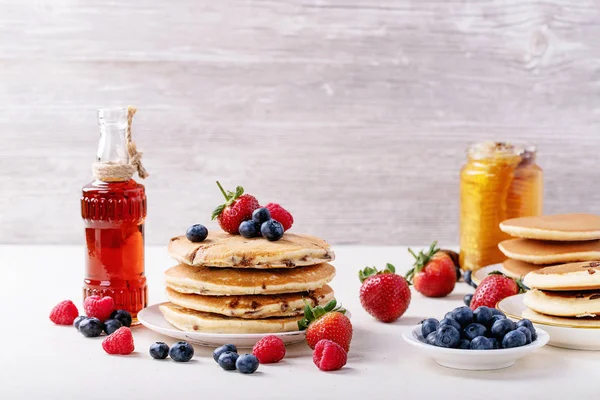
[402,324,549,370]
[498,294,600,351]
[138,304,306,348]
[471,264,502,286]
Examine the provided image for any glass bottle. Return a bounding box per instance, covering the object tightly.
[81,108,148,321]
[459,142,543,271]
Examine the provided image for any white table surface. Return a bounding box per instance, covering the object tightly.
[3,244,600,400]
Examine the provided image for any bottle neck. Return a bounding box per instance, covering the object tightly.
[97,108,129,164]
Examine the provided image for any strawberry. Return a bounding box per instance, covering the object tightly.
[83,295,115,322]
[358,263,411,322]
[102,327,135,355]
[470,271,525,310]
[405,241,456,297]
[313,339,347,371]
[264,203,294,231]
[211,181,260,234]
[49,300,79,325]
[298,300,353,352]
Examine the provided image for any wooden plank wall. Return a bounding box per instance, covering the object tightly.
[1,0,599,246]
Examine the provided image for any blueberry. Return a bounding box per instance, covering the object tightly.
[169,341,194,362]
[252,207,271,225]
[470,336,494,350]
[149,342,170,360]
[103,319,122,335]
[457,339,471,349]
[490,318,516,340]
[516,319,537,341]
[218,351,239,370]
[491,314,507,324]
[236,354,259,374]
[517,326,532,344]
[451,306,474,327]
[463,294,473,307]
[261,220,284,241]
[490,338,499,349]
[426,331,437,345]
[421,318,439,338]
[239,220,260,239]
[434,325,460,348]
[213,344,238,363]
[438,317,461,332]
[110,310,132,328]
[490,308,505,317]
[73,316,86,331]
[463,270,473,286]
[473,306,493,327]
[502,329,527,348]
[186,224,208,243]
[455,265,462,282]
[463,323,487,340]
[79,317,103,337]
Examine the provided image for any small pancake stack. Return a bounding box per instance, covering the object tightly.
[159,231,337,334]
[497,214,600,279]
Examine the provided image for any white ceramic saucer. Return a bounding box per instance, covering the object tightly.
[498,294,600,351]
[138,303,306,348]
[471,264,502,286]
[403,324,549,370]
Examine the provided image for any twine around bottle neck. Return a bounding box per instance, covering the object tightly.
[92,106,149,182]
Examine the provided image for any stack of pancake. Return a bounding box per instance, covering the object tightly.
[497,214,600,279]
[159,231,337,334]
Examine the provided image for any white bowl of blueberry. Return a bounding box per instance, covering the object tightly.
[403,305,549,370]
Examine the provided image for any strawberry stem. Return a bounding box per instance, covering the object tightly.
[216,181,229,200]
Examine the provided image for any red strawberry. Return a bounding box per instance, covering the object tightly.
[359,263,411,323]
[102,327,135,355]
[264,203,294,231]
[83,295,115,322]
[298,300,353,352]
[313,339,347,371]
[252,335,286,364]
[470,271,524,310]
[405,241,456,297]
[49,300,79,325]
[212,182,260,234]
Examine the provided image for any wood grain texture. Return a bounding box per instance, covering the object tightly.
[1,0,599,246]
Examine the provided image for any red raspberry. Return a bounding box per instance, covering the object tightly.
[313,339,347,371]
[252,335,286,363]
[84,295,115,322]
[102,327,135,355]
[264,203,294,231]
[49,300,79,325]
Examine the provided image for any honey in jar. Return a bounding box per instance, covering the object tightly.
[459,142,543,271]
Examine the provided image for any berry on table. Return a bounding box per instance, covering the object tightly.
[102,327,135,355]
[463,294,473,307]
[421,318,439,338]
[239,220,260,239]
[73,316,87,330]
[434,325,460,348]
[261,219,285,241]
[490,318,516,340]
[83,295,115,322]
[463,270,473,286]
[516,319,537,341]
[359,264,411,323]
[450,306,474,328]
[473,306,494,327]
[236,354,260,374]
[470,336,494,350]
[149,342,170,359]
[213,344,238,363]
[169,341,194,362]
[110,310,132,328]
[463,323,487,341]
[49,300,79,325]
[517,326,532,344]
[405,241,456,298]
[299,300,353,353]
[312,339,347,372]
[186,224,208,242]
[457,339,471,349]
[79,317,104,337]
[252,207,271,225]
[212,182,260,234]
[438,317,461,332]
[252,335,286,364]
[470,272,523,310]
[218,351,239,370]
[502,329,527,348]
[264,203,294,231]
[103,319,122,335]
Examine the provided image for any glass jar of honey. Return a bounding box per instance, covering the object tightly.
[459,142,543,271]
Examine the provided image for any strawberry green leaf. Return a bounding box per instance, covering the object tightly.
[313,306,326,319]
[211,204,226,220]
[234,186,244,199]
[385,263,396,274]
[324,299,337,312]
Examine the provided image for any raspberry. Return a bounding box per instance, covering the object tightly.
[102,327,135,355]
[49,300,79,325]
[313,339,347,372]
[84,295,115,322]
[252,335,286,364]
[264,203,293,231]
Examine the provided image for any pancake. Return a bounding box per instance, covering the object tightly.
[498,238,600,265]
[499,214,600,241]
[524,289,600,317]
[523,261,600,291]
[165,263,336,295]
[165,285,334,319]
[168,232,334,268]
[159,303,302,333]
[502,259,543,279]
[522,307,600,328]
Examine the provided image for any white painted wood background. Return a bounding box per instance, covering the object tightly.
[1,0,599,246]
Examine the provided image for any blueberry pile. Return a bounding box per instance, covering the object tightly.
[420,306,537,350]
[239,207,284,242]
[74,309,132,338]
[213,344,259,374]
[149,341,195,362]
